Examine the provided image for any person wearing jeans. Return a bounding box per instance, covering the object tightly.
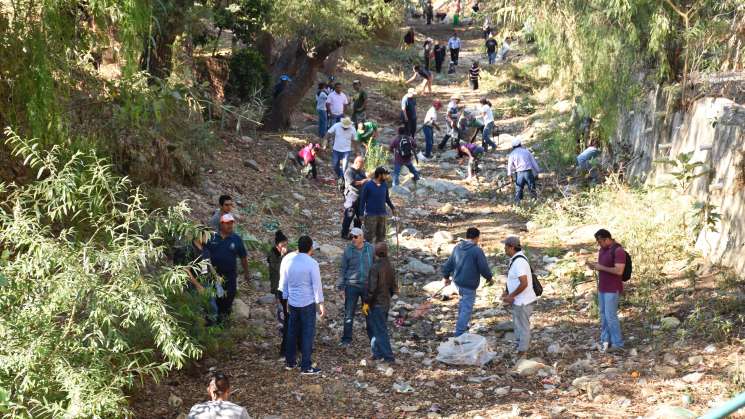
[336,228,374,346]
[359,167,395,244]
[341,156,368,239]
[316,83,328,139]
[364,242,398,362]
[515,169,537,202]
[421,100,442,158]
[390,127,420,187]
[448,32,461,65]
[501,235,537,355]
[331,150,351,179]
[441,227,494,337]
[587,229,626,352]
[507,137,541,204]
[325,117,355,180]
[479,99,498,151]
[279,236,326,374]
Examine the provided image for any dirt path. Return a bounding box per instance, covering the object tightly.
[130,18,735,419]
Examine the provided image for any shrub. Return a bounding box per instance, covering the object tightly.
[0,132,204,417]
[225,48,269,103]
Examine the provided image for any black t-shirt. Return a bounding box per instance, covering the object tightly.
[417,68,431,79]
[486,39,498,53]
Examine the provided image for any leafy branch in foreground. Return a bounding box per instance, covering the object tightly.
[0,130,203,418]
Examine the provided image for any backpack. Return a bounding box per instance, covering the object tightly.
[507,254,543,297]
[399,136,413,159]
[612,244,633,281]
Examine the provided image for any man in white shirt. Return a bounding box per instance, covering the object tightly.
[501,236,537,356]
[448,32,461,65]
[325,82,349,125]
[479,98,498,151]
[187,372,250,419]
[278,236,325,374]
[325,117,356,184]
[421,99,442,158]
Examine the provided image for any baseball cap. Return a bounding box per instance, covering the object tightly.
[501,236,521,247]
[352,79,361,85]
[220,213,235,223]
[511,137,522,147]
[350,227,364,237]
[279,74,291,81]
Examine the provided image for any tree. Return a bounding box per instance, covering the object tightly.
[261,0,403,131]
[141,0,195,81]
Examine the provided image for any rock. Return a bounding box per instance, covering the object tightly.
[356,369,364,378]
[474,390,484,399]
[495,386,511,396]
[542,255,559,264]
[359,359,368,367]
[168,394,183,408]
[572,375,599,387]
[440,150,459,160]
[393,381,415,393]
[437,203,455,215]
[660,317,681,329]
[233,298,251,320]
[418,178,469,197]
[579,248,591,255]
[319,244,344,260]
[423,280,458,296]
[547,343,563,354]
[645,405,697,419]
[384,367,394,377]
[682,372,704,384]
[432,231,454,244]
[391,185,412,197]
[398,405,420,412]
[549,406,566,418]
[654,365,677,378]
[687,355,703,365]
[400,228,419,238]
[292,192,305,201]
[494,321,514,332]
[663,353,679,365]
[406,258,436,275]
[303,384,323,395]
[514,359,547,376]
[244,159,261,171]
[257,294,276,305]
[704,344,717,354]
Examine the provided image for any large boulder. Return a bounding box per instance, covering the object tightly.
[233,298,251,320]
[405,258,436,275]
[319,244,344,260]
[432,231,454,245]
[514,359,548,376]
[418,178,469,197]
[423,280,458,296]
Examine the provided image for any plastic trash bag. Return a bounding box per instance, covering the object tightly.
[436,333,496,366]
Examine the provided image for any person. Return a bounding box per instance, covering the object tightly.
[365,242,398,362]
[351,80,367,126]
[485,35,498,64]
[468,61,481,90]
[209,195,235,233]
[403,27,415,47]
[471,0,480,13]
[438,95,462,150]
[441,227,494,337]
[586,229,626,353]
[187,372,250,419]
[496,37,511,62]
[356,120,379,155]
[316,83,328,139]
[267,230,290,356]
[507,137,540,203]
[325,82,349,125]
[177,233,218,325]
[336,227,374,347]
[278,236,325,374]
[433,40,447,73]
[421,99,442,158]
[447,32,461,65]
[390,126,420,187]
[359,167,395,244]
[423,38,433,70]
[425,0,434,25]
[576,141,599,172]
[342,156,368,240]
[482,17,492,40]
[400,88,417,137]
[406,64,433,95]
[296,143,319,179]
[325,117,356,186]
[455,139,484,180]
[273,74,291,99]
[202,214,250,324]
[501,236,537,356]
[479,98,498,151]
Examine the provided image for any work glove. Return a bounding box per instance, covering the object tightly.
[361,303,370,316]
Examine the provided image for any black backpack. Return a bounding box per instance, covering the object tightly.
[612,244,633,281]
[399,136,413,159]
[507,254,543,297]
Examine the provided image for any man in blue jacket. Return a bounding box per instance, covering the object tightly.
[441,227,494,337]
[359,167,396,243]
[336,227,375,347]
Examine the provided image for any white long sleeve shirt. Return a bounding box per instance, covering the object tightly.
[279,252,324,308]
[424,106,438,126]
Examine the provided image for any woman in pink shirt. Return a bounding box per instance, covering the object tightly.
[297,143,319,179]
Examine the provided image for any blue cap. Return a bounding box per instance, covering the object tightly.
[280,75,291,81]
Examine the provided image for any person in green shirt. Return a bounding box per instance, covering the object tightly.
[351,80,368,126]
[356,121,379,156]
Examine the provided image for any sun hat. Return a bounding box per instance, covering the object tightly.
[511,137,522,147]
[341,117,353,128]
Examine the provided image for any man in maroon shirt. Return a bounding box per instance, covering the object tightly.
[586,229,626,352]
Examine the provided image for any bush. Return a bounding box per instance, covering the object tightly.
[225,48,269,103]
[0,132,205,417]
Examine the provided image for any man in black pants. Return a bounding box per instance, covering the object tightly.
[448,32,461,65]
[400,88,417,138]
[434,40,447,73]
[341,156,368,239]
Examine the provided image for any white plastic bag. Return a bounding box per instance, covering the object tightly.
[436,333,496,366]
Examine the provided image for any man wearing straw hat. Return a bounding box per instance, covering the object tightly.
[325,116,356,189]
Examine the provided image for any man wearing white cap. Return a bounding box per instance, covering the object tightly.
[336,227,374,347]
[325,116,356,185]
[502,235,537,356]
[401,88,418,137]
[202,213,250,324]
[507,137,540,204]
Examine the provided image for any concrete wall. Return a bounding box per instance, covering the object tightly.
[610,87,745,277]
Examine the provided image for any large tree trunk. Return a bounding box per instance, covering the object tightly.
[140,0,192,82]
[263,40,342,131]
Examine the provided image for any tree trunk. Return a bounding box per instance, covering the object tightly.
[140,0,193,82]
[263,40,342,131]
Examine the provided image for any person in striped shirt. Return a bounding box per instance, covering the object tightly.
[468,62,481,90]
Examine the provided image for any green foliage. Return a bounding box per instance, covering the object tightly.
[365,141,391,174]
[535,126,577,171]
[213,0,273,45]
[226,48,270,103]
[0,133,205,417]
[654,151,708,192]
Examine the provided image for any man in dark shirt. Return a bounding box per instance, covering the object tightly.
[586,229,626,352]
[359,167,395,244]
[433,41,447,73]
[351,80,367,126]
[400,88,417,137]
[342,156,368,239]
[423,38,433,70]
[390,126,420,187]
[202,213,250,324]
[486,36,498,64]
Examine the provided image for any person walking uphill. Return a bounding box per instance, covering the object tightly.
[441,227,494,337]
[501,236,537,356]
[448,32,461,65]
[391,126,420,187]
[364,242,398,362]
[326,82,349,125]
[325,117,356,189]
[400,88,417,137]
[202,214,250,325]
[359,167,395,244]
[336,227,374,347]
[316,83,328,139]
[586,229,626,353]
[433,40,447,73]
[267,230,290,357]
[278,236,325,374]
[342,156,368,240]
[507,137,540,204]
[351,80,367,126]
[468,62,481,90]
[421,100,442,158]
